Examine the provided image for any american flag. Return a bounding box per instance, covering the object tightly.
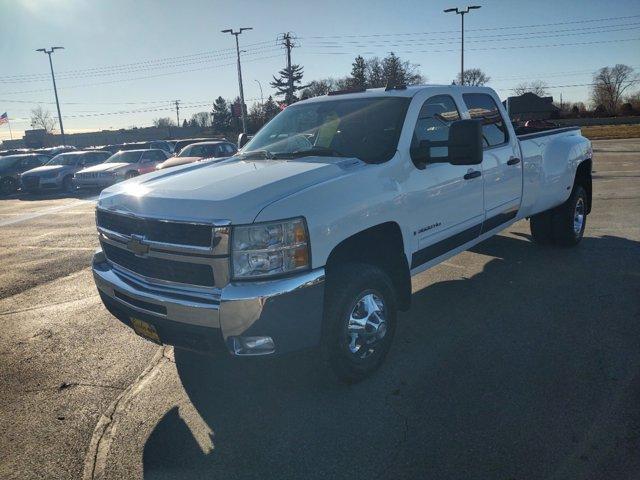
[0,112,8,126]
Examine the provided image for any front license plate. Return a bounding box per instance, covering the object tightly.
[131,318,161,344]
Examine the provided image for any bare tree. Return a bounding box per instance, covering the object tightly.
[513,80,549,97]
[30,106,56,133]
[153,117,176,128]
[591,64,638,114]
[189,112,211,128]
[455,68,490,86]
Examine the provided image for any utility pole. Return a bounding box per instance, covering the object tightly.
[443,6,481,85]
[279,32,297,104]
[174,100,180,126]
[36,47,65,144]
[221,27,252,134]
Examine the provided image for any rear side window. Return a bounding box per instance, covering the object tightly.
[462,93,509,148]
[411,95,461,160]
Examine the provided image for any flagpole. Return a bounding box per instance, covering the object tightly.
[8,118,13,141]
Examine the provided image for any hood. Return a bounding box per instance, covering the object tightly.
[98,156,364,224]
[79,162,129,173]
[22,165,67,176]
[157,156,199,169]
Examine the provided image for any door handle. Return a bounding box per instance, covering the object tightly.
[507,157,521,166]
[463,170,482,180]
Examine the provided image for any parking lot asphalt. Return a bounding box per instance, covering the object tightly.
[0,139,639,480]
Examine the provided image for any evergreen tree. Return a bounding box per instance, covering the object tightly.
[366,57,385,88]
[182,119,188,128]
[350,55,367,88]
[262,96,281,121]
[211,96,231,132]
[270,64,306,105]
[382,52,404,87]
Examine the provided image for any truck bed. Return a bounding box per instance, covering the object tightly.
[515,126,581,140]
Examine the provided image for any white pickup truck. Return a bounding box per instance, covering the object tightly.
[92,85,592,382]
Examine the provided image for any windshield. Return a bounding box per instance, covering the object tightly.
[179,144,219,158]
[46,153,79,166]
[106,151,141,163]
[242,97,410,163]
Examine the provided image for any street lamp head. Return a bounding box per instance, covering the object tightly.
[468,5,482,9]
[36,48,46,52]
[239,27,253,32]
[221,29,233,33]
[52,46,65,51]
[444,7,458,12]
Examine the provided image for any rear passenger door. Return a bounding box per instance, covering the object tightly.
[462,93,522,229]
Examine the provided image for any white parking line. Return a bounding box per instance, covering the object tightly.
[0,197,97,227]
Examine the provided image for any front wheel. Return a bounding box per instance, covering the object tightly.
[322,263,397,384]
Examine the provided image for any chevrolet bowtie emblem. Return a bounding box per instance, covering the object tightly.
[127,235,149,256]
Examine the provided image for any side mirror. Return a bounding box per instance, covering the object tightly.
[238,133,249,148]
[447,119,483,166]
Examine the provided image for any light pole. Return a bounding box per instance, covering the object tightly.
[443,6,481,85]
[36,47,65,144]
[221,27,252,134]
[254,79,264,105]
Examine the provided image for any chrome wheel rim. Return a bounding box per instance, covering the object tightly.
[574,197,585,235]
[346,292,387,359]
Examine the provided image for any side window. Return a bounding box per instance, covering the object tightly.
[147,150,164,161]
[23,157,41,168]
[462,93,509,148]
[225,144,236,154]
[411,95,460,161]
[38,155,50,164]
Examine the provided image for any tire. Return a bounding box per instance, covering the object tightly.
[530,210,554,245]
[125,171,138,180]
[551,185,587,247]
[62,175,75,193]
[0,177,16,196]
[322,263,397,384]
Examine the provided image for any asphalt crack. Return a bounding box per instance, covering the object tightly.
[82,345,170,480]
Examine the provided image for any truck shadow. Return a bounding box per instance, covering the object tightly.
[143,233,640,480]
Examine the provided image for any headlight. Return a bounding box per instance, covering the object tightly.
[231,217,310,280]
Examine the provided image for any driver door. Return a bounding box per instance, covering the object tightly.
[405,94,485,270]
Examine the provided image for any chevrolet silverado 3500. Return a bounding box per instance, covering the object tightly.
[92,85,592,382]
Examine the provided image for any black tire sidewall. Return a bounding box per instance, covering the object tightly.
[322,263,397,383]
[554,185,587,246]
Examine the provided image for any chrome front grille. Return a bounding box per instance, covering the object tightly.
[96,208,230,289]
[97,209,213,247]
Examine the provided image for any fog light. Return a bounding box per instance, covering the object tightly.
[230,336,275,356]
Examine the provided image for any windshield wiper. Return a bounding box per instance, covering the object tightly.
[236,149,275,160]
[279,146,348,159]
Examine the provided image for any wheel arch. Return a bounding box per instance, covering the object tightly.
[325,221,411,311]
[575,158,592,214]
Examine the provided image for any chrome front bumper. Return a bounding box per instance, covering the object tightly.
[92,250,325,355]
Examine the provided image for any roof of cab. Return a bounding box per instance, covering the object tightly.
[296,84,493,104]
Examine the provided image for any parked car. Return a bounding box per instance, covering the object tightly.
[20,150,112,193]
[172,137,215,154]
[74,149,168,189]
[101,141,173,156]
[91,85,592,383]
[156,141,237,170]
[0,153,52,195]
[33,145,77,156]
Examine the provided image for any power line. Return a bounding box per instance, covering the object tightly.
[305,23,640,47]
[1,54,284,96]
[303,14,640,39]
[0,40,281,82]
[0,45,284,84]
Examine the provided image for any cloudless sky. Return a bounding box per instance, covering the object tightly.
[1,0,639,140]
